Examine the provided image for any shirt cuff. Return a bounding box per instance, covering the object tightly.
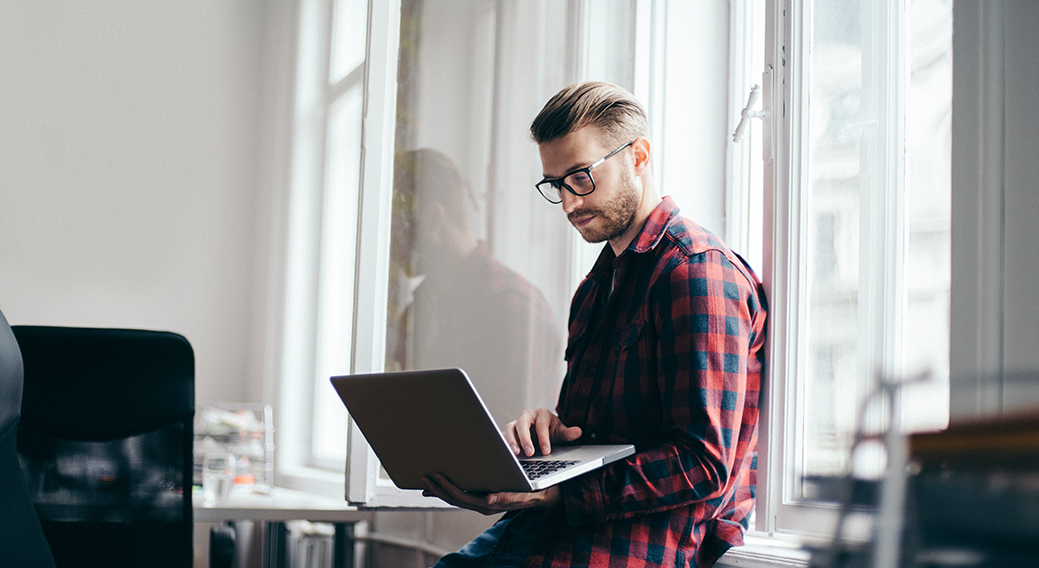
[560,472,606,526]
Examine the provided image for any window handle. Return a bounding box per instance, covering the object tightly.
[836,120,879,143]
[733,84,770,143]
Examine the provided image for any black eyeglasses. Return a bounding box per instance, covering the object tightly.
[535,140,635,204]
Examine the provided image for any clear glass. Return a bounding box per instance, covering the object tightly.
[329,0,368,84]
[900,0,952,432]
[383,0,573,429]
[801,0,951,483]
[202,452,237,504]
[803,0,865,478]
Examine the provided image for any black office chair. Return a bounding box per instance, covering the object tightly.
[12,325,195,568]
[0,309,57,568]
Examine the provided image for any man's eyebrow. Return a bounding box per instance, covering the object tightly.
[542,160,593,180]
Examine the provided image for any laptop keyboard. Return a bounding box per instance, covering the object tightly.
[520,460,580,480]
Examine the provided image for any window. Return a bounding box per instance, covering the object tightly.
[276,0,954,543]
[277,0,369,491]
[347,0,653,506]
[757,0,952,536]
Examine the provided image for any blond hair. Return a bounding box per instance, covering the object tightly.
[530,81,649,147]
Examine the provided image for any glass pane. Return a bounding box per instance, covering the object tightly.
[312,84,365,466]
[383,0,572,429]
[900,0,951,432]
[803,0,867,479]
[801,0,951,484]
[329,0,369,84]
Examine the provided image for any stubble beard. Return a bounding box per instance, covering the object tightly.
[569,174,642,244]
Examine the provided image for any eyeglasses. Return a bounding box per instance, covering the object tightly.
[535,140,635,204]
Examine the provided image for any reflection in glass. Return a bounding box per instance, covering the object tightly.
[386,149,563,427]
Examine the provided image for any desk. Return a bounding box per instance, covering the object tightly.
[194,487,373,568]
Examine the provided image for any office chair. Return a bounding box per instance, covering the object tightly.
[0,309,57,568]
[12,325,195,568]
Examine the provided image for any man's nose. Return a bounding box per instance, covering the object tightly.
[560,190,583,214]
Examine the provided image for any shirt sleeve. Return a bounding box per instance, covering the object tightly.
[559,249,763,525]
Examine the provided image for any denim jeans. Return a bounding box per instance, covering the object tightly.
[431,512,539,568]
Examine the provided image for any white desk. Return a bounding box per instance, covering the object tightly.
[194,487,373,568]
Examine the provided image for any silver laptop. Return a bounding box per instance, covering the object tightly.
[330,368,634,493]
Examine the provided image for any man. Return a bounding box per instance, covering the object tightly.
[423,81,767,568]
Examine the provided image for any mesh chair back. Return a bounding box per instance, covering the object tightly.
[0,311,57,568]
[13,326,194,568]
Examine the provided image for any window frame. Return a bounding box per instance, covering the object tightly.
[276,1,954,551]
[756,0,952,540]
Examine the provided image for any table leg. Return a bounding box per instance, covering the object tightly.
[332,523,355,568]
[264,521,288,568]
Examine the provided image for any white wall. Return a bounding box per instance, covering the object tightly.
[0,0,281,405]
[950,0,1039,418]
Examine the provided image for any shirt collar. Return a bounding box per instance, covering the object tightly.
[587,196,680,280]
[628,196,680,254]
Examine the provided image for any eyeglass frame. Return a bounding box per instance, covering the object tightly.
[534,139,636,204]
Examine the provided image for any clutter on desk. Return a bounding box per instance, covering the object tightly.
[807,398,1039,568]
[194,403,275,494]
[905,410,1039,568]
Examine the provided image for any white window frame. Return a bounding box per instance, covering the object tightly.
[342,0,403,505]
[756,0,951,543]
[276,0,372,495]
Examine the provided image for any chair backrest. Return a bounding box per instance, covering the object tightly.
[0,311,57,568]
[13,325,195,568]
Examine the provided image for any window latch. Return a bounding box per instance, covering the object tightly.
[732,84,770,143]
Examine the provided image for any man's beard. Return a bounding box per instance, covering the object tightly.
[568,174,641,244]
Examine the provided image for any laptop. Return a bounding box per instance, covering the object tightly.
[330,368,634,493]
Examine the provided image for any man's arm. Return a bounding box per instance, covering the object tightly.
[559,251,764,525]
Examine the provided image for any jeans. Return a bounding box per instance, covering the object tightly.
[431,512,539,568]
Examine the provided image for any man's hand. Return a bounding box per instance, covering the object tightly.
[503,408,583,457]
[421,474,562,515]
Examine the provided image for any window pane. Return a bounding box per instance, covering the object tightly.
[311,84,364,466]
[383,0,571,429]
[329,0,368,84]
[804,0,867,479]
[801,0,951,484]
[900,0,951,432]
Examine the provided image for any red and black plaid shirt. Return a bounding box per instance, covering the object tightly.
[521,196,767,568]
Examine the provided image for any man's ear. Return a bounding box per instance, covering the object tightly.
[421,201,448,239]
[631,137,651,176]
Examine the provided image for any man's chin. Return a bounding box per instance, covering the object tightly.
[573,225,607,244]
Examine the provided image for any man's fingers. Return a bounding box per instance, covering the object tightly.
[558,424,583,442]
[503,420,521,454]
[535,411,555,455]
[513,410,538,456]
[423,475,497,516]
[505,409,579,456]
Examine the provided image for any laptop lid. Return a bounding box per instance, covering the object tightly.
[330,368,633,493]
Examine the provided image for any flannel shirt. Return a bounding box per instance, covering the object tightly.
[517,196,767,568]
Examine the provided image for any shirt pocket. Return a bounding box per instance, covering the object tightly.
[613,320,646,352]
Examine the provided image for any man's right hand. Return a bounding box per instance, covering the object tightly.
[504,408,582,457]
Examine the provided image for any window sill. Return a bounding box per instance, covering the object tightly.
[716,534,812,568]
[276,464,346,499]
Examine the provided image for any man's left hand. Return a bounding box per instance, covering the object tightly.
[421,474,561,516]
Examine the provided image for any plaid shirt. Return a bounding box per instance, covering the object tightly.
[519,196,767,568]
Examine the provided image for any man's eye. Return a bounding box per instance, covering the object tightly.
[569,171,592,186]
